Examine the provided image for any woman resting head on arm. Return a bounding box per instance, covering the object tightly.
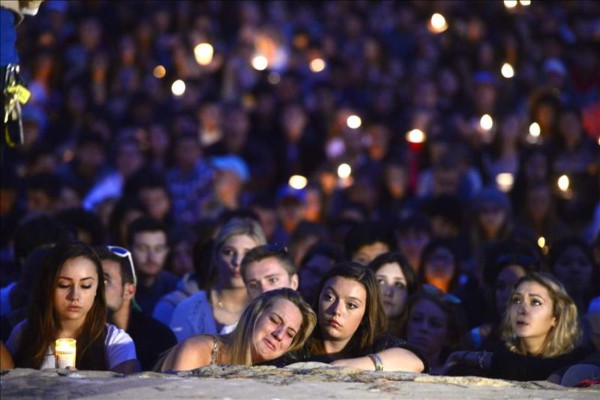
[307,262,426,373]
[6,241,139,373]
[157,288,316,371]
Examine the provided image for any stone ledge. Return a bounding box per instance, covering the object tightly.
[1,363,598,399]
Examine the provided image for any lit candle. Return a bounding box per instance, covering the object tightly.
[496,173,514,192]
[251,54,268,71]
[171,79,186,96]
[480,114,494,131]
[337,163,351,179]
[309,58,326,73]
[501,63,514,78]
[537,236,545,248]
[289,175,307,190]
[557,175,570,192]
[194,42,214,66]
[55,338,76,369]
[346,115,362,129]
[429,13,448,33]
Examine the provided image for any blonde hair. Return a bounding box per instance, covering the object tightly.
[223,288,317,365]
[501,272,580,357]
[214,217,267,257]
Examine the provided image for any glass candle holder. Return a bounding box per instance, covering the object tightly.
[55,338,76,369]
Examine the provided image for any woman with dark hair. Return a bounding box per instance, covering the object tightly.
[468,186,514,270]
[155,288,316,371]
[404,286,471,374]
[273,262,427,372]
[6,241,138,372]
[548,236,599,314]
[418,238,487,329]
[418,238,462,295]
[368,252,418,337]
[514,181,572,245]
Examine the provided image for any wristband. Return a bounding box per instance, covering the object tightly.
[477,351,487,370]
[367,353,384,371]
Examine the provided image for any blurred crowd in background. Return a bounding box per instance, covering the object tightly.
[1,0,599,323]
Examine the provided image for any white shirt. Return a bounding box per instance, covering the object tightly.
[6,320,137,370]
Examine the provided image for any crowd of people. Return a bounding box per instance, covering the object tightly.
[0,0,599,386]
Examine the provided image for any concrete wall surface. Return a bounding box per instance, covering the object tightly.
[1,363,598,400]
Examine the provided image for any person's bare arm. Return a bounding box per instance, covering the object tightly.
[330,348,424,372]
[169,336,214,371]
[1,341,14,370]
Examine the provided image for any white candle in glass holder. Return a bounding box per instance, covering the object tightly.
[55,338,76,369]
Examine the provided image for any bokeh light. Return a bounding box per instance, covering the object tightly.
[429,13,448,33]
[194,42,214,65]
[309,58,326,73]
[251,55,268,71]
[406,129,426,144]
[557,175,570,192]
[346,115,362,129]
[501,63,514,78]
[337,163,352,179]
[289,175,308,190]
[480,114,494,131]
[496,173,514,192]
[171,79,186,96]
[153,65,166,79]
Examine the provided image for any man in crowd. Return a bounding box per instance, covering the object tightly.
[241,245,299,300]
[126,216,177,315]
[97,246,176,371]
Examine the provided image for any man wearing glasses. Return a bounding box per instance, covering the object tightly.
[96,246,176,371]
[126,216,178,315]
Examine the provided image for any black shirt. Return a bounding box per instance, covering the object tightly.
[127,310,177,371]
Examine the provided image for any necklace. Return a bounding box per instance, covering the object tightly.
[212,289,242,314]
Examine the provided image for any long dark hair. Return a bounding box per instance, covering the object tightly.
[368,251,417,336]
[14,241,108,370]
[309,262,387,358]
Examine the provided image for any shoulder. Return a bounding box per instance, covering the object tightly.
[157,290,187,307]
[175,334,216,366]
[159,271,179,287]
[105,323,134,345]
[5,319,27,354]
[172,290,211,316]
